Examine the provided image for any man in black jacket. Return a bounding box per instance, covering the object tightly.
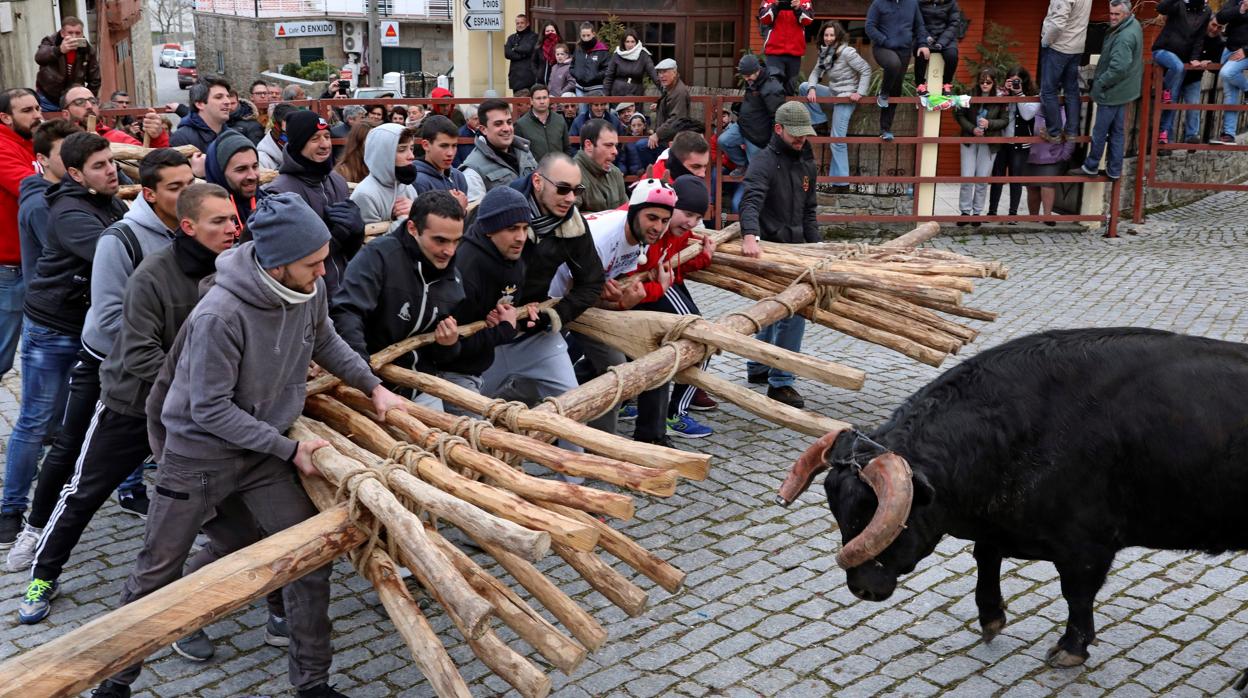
[505,15,540,93]
[739,102,818,410]
[331,190,465,407]
[435,185,530,416]
[0,132,125,547]
[481,154,603,457]
[718,54,786,176]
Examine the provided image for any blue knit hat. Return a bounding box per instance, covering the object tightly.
[473,185,532,235]
[248,192,331,268]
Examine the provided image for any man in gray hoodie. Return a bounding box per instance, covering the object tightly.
[350,122,418,226]
[92,192,405,698]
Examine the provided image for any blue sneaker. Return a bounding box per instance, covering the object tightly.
[18,578,58,624]
[617,404,638,422]
[666,414,713,439]
[880,131,895,142]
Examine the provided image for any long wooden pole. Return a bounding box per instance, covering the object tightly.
[677,366,852,439]
[331,386,678,497]
[0,505,365,697]
[377,365,711,480]
[539,501,686,594]
[330,387,636,519]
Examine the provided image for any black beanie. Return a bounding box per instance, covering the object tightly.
[672,174,709,214]
[284,110,329,156]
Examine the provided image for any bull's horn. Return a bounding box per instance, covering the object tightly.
[835,453,914,569]
[776,428,847,506]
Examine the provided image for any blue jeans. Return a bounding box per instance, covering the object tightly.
[1083,103,1127,179]
[829,102,856,181]
[1180,80,1203,141]
[1152,49,1186,137]
[1219,49,1248,138]
[746,315,807,388]
[798,83,833,125]
[718,123,749,167]
[1040,47,1082,138]
[0,265,24,377]
[2,321,78,514]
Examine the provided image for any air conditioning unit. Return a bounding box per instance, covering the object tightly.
[342,21,365,54]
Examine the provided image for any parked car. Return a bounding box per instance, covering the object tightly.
[177,57,198,89]
[160,49,186,68]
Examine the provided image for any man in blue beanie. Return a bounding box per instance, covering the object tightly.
[434,185,531,415]
[332,189,466,408]
[91,192,405,698]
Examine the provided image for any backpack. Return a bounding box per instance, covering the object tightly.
[102,221,144,270]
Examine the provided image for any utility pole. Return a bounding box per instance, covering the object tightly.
[367,0,383,86]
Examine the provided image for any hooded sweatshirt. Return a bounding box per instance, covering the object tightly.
[439,225,524,376]
[413,157,469,196]
[257,131,284,170]
[169,111,221,152]
[351,123,419,225]
[204,129,266,239]
[17,174,53,281]
[80,195,179,357]
[148,242,380,463]
[24,176,128,335]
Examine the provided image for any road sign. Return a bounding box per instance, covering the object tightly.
[463,0,501,11]
[463,12,502,31]
[380,20,400,46]
[273,21,336,39]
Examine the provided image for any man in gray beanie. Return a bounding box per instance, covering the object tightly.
[92,192,405,698]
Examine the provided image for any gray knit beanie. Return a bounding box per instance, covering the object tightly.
[473,185,532,235]
[248,192,332,268]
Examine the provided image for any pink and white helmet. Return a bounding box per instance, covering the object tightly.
[628,178,678,211]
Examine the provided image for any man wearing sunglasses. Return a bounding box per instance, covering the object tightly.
[479,154,604,464]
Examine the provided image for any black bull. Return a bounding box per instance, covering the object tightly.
[778,327,1248,678]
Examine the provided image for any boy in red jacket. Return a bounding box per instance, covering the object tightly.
[759,0,814,94]
[629,175,717,443]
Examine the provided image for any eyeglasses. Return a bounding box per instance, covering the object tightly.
[68,97,99,107]
[539,173,586,197]
[980,80,995,86]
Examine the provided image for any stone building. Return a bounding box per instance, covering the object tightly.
[192,0,453,88]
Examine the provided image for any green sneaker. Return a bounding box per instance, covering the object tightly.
[18,577,59,624]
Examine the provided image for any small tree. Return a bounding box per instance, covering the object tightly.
[596,14,628,52]
[960,21,1022,91]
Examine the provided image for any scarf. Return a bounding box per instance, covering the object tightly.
[615,42,649,62]
[526,194,571,242]
[395,164,417,185]
[289,148,335,179]
[255,255,316,305]
[815,45,839,83]
[173,231,220,277]
[541,33,561,65]
[490,141,520,175]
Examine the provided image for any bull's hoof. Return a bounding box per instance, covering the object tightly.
[1045,645,1088,668]
[980,616,1007,644]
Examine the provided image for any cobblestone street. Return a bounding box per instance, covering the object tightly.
[2,192,1247,697]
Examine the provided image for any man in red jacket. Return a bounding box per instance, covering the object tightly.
[759,0,814,94]
[0,88,42,379]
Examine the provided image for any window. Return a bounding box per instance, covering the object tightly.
[382,47,422,74]
[640,22,677,66]
[299,47,324,66]
[693,21,736,90]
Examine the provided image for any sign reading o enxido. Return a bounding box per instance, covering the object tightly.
[274,21,337,39]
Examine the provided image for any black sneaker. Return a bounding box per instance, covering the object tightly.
[298,684,349,698]
[91,680,131,697]
[172,628,215,661]
[637,435,678,449]
[264,613,290,647]
[767,385,806,409]
[747,371,769,385]
[117,490,149,519]
[0,511,23,550]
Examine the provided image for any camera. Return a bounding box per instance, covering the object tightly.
[1008,78,1021,89]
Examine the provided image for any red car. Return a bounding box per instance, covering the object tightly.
[177,57,198,89]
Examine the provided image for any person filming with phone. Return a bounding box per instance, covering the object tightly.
[35,17,100,113]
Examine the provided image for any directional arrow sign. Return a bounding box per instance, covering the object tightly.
[463,12,503,31]
[463,0,501,11]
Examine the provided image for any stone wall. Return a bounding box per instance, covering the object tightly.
[1107,136,1248,216]
[192,14,453,89]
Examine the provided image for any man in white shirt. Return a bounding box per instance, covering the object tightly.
[550,178,675,436]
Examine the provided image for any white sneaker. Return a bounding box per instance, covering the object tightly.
[5,524,43,572]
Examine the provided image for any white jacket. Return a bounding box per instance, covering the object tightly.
[1041,0,1093,55]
